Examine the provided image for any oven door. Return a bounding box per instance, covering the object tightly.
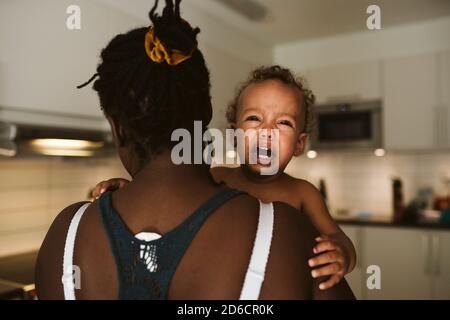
[311,101,382,150]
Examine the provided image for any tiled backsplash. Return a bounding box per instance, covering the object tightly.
[0,157,129,258]
[286,151,450,219]
[1,151,449,258]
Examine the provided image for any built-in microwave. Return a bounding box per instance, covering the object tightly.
[310,101,383,150]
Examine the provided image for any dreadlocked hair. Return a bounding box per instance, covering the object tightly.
[79,0,212,164]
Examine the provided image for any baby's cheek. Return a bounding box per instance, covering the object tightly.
[277,150,293,168]
[277,135,297,162]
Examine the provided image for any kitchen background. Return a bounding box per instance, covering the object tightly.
[0,0,449,299]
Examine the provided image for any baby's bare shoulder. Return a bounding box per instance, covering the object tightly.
[282,175,323,211]
[282,175,322,202]
[284,175,317,191]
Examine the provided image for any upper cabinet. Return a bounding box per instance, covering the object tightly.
[304,51,450,151]
[0,1,140,121]
[382,54,439,150]
[306,61,381,104]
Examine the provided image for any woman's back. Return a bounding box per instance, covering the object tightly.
[35,165,353,300]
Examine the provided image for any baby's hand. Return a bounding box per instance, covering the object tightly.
[91,178,130,199]
[308,235,349,290]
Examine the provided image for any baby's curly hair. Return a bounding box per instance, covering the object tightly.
[226,65,315,133]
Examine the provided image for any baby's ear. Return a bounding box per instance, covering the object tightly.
[294,133,308,156]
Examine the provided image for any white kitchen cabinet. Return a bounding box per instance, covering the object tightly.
[307,61,381,105]
[433,231,450,299]
[340,225,363,299]
[341,224,450,300]
[0,1,142,119]
[382,54,439,150]
[362,227,433,299]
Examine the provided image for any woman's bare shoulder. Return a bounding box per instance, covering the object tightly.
[35,201,90,299]
[258,202,318,299]
[265,202,355,300]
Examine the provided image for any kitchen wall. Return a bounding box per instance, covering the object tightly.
[286,151,450,219]
[0,156,128,258]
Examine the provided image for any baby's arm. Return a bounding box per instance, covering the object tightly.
[296,180,357,289]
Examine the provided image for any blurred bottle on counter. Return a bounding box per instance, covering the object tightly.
[433,196,450,211]
[435,176,450,224]
[434,175,450,211]
[392,178,405,222]
[404,187,435,223]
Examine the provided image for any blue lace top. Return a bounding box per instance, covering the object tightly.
[98,188,245,300]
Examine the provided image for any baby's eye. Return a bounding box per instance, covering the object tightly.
[245,115,260,122]
[278,120,293,127]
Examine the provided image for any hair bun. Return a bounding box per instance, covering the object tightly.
[148,0,200,55]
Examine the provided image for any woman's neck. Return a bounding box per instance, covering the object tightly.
[132,150,214,188]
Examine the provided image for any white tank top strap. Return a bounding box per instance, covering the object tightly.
[62,202,91,300]
[239,200,275,300]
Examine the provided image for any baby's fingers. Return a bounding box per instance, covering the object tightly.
[315,235,330,242]
[91,181,109,199]
[92,178,129,199]
[309,251,341,268]
[102,178,128,193]
[115,178,129,189]
[311,261,342,279]
[313,239,338,254]
[318,274,343,290]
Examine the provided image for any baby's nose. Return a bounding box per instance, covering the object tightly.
[258,129,274,149]
[259,128,273,139]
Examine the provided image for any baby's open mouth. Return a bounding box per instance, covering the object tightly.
[258,146,271,159]
[250,146,275,165]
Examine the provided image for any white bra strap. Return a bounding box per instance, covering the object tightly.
[239,201,274,300]
[62,202,90,300]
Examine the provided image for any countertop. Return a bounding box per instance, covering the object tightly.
[336,216,450,230]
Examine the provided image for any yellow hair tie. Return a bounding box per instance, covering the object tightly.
[144,26,193,66]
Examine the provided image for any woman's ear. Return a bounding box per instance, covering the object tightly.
[294,133,308,156]
[107,116,126,147]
